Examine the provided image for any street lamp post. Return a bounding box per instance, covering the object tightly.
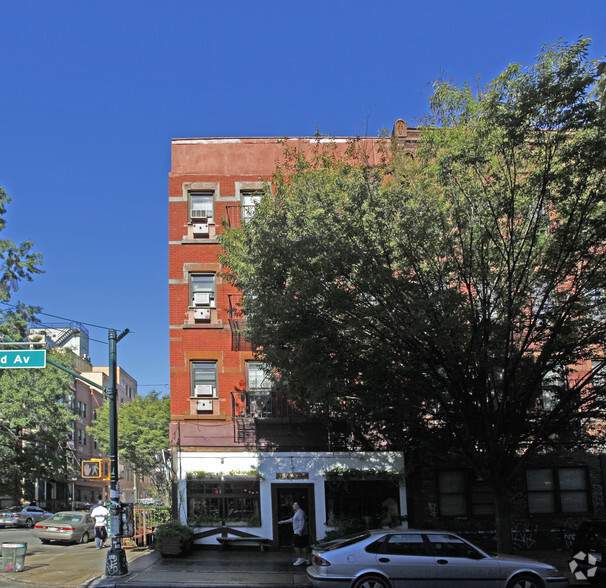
[105,328,129,577]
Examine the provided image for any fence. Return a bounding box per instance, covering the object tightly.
[122,505,171,548]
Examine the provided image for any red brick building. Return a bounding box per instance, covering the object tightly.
[168,135,407,547]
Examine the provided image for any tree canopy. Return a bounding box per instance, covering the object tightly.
[0,183,76,502]
[220,39,606,549]
[88,390,170,498]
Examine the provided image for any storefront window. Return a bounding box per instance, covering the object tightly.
[187,477,261,526]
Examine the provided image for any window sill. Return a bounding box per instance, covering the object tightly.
[183,322,224,329]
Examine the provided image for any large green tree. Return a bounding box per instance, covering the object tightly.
[88,391,170,499]
[220,39,606,550]
[0,183,76,502]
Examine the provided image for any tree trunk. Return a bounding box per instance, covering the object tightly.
[493,480,513,553]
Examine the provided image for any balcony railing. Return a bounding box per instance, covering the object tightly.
[231,389,302,419]
[227,294,253,352]
[225,205,256,228]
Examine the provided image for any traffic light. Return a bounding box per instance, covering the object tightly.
[81,458,110,480]
[81,459,101,479]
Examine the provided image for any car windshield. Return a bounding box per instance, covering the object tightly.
[315,532,371,551]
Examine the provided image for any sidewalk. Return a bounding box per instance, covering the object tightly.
[86,548,312,588]
[0,545,585,587]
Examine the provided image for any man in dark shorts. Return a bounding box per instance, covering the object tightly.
[278,501,309,565]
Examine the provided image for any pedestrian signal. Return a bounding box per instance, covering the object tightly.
[81,460,101,479]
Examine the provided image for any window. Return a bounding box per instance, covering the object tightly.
[427,533,482,558]
[246,362,271,390]
[438,471,495,517]
[190,274,216,308]
[526,467,589,514]
[187,477,260,525]
[191,361,217,398]
[381,533,430,556]
[325,480,400,528]
[189,191,214,221]
[241,190,262,222]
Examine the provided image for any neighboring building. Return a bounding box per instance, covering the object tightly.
[23,325,143,509]
[168,134,408,548]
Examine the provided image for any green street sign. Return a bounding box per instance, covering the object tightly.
[0,349,46,369]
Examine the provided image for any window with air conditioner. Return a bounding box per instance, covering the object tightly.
[190,274,216,308]
[190,191,214,222]
[191,361,217,398]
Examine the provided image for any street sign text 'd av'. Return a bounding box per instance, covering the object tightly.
[0,350,46,369]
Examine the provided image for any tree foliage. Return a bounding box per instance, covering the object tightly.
[0,183,75,502]
[88,391,170,496]
[220,39,606,549]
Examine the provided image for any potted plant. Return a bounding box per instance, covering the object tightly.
[155,520,194,556]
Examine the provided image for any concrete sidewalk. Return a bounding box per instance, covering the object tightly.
[86,548,312,588]
[0,545,585,587]
[87,547,584,588]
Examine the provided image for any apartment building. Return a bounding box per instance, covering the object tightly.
[26,326,141,509]
[168,134,408,548]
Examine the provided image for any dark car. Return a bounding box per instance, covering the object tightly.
[307,528,569,588]
[569,520,606,584]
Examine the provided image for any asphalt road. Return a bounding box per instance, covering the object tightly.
[0,526,110,586]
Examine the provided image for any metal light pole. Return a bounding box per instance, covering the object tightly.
[105,328,129,577]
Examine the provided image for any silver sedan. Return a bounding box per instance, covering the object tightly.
[306,529,569,588]
[0,505,53,528]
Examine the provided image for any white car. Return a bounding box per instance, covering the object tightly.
[307,528,569,588]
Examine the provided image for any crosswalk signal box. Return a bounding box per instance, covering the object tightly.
[81,460,101,479]
[81,459,110,480]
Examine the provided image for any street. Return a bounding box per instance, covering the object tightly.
[0,526,113,586]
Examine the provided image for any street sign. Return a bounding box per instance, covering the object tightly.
[0,349,46,369]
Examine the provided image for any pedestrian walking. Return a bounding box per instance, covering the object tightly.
[90,499,109,549]
[278,501,310,566]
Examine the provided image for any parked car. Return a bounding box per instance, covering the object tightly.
[33,511,95,544]
[306,528,569,588]
[0,505,53,528]
[569,519,606,585]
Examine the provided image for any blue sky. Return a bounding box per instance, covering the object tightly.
[0,1,603,396]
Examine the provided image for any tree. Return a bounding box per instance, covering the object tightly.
[0,183,76,503]
[220,39,606,550]
[88,391,170,499]
[0,350,75,501]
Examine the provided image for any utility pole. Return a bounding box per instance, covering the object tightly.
[105,328,129,577]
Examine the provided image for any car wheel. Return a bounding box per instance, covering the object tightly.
[507,573,543,588]
[80,532,89,544]
[351,574,391,588]
[25,518,34,528]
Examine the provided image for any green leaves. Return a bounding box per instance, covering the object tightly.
[87,391,170,493]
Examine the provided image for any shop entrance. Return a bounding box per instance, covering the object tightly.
[271,483,315,548]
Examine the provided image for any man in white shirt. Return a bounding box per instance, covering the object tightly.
[90,500,109,549]
[278,502,310,566]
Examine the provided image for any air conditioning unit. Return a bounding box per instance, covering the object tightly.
[191,209,212,220]
[195,384,214,397]
[194,308,211,321]
[196,399,213,412]
[192,223,209,236]
[193,292,211,306]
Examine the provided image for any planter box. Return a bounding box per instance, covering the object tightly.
[157,536,192,557]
